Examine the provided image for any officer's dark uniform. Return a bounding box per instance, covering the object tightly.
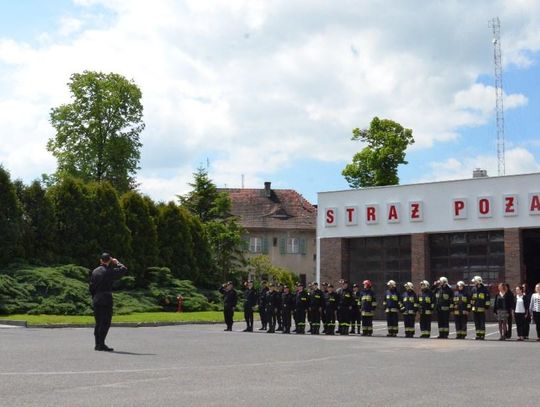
[281,289,295,334]
[384,288,400,337]
[471,283,491,340]
[89,256,127,351]
[243,285,258,332]
[219,283,238,331]
[400,288,418,338]
[359,288,376,336]
[258,284,269,330]
[295,286,309,334]
[309,287,324,334]
[321,283,328,333]
[338,285,354,335]
[265,287,280,333]
[350,286,361,334]
[324,289,338,335]
[434,283,453,338]
[276,284,284,331]
[453,287,470,339]
[418,287,434,338]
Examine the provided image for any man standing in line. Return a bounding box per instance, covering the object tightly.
[418,280,434,338]
[360,280,376,336]
[309,282,324,335]
[295,282,309,334]
[89,253,127,351]
[281,285,295,334]
[258,280,269,330]
[324,284,338,335]
[471,276,491,340]
[219,281,238,331]
[338,280,354,335]
[433,277,453,339]
[243,281,258,332]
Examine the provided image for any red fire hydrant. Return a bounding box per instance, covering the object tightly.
[177,295,184,313]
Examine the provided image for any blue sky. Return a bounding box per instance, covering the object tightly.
[0,0,539,204]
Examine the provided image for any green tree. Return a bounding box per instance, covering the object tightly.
[121,191,159,285]
[0,166,23,265]
[89,181,131,260]
[47,70,145,193]
[342,117,414,188]
[47,177,98,267]
[247,255,298,290]
[14,180,57,263]
[206,218,245,282]
[156,202,197,281]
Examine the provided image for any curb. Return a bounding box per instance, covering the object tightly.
[19,321,229,328]
[0,319,28,327]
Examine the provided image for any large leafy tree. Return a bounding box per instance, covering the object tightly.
[47,71,145,193]
[0,166,23,265]
[342,117,414,188]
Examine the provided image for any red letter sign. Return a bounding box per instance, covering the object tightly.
[365,205,379,225]
[409,201,423,222]
[387,203,400,224]
[453,199,467,219]
[503,195,518,217]
[529,193,540,215]
[325,207,337,226]
[345,206,358,226]
[477,197,492,218]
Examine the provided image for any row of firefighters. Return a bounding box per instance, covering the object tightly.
[242,275,492,339]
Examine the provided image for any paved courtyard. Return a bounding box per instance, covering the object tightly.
[1,321,539,407]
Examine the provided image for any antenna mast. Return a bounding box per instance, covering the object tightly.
[489,17,505,175]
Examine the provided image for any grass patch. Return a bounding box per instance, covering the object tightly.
[0,311,236,326]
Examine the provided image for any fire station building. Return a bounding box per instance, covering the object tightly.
[317,172,540,314]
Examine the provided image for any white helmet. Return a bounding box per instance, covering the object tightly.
[457,281,465,287]
[472,276,483,284]
[387,280,396,287]
[404,282,414,290]
[420,280,430,288]
[439,276,448,285]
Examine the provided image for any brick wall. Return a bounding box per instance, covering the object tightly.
[411,233,429,284]
[320,238,347,284]
[504,228,523,289]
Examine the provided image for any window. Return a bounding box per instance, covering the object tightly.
[287,238,299,254]
[249,237,262,253]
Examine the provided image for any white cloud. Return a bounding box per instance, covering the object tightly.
[0,0,539,198]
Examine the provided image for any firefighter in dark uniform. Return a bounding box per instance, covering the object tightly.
[321,282,329,333]
[219,281,238,331]
[276,283,284,331]
[89,253,127,351]
[471,275,491,340]
[360,280,376,336]
[351,283,361,334]
[295,282,309,334]
[335,279,345,333]
[418,280,434,338]
[265,283,280,333]
[400,282,418,338]
[258,281,269,330]
[281,285,295,334]
[307,282,313,333]
[324,284,338,335]
[384,280,400,337]
[434,276,453,339]
[453,280,470,339]
[243,280,258,332]
[309,282,324,334]
[338,280,354,335]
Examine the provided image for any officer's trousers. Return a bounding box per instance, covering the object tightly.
[325,307,336,335]
[437,310,450,337]
[259,307,267,329]
[295,308,306,334]
[403,314,415,336]
[386,311,398,335]
[266,309,276,332]
[454,314,468,338]
[244,307,253,331]
[310,308,321,334]
[282,309,292,333]
[338,306,350,335]
[361,314,373,335]
[224,306,234,330]
[419,314,432,337]
[473,312,486,338]
[350,307,361,333]
[94,304,113,346]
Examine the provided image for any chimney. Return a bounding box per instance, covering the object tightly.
[264,181,271,198]
[472,168,488,178]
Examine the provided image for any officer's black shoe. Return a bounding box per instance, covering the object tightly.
[386,333,393,337]
[95,345,114,352]
[276,326,283,331]
[267,329,275,333]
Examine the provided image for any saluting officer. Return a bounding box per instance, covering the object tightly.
[219,281,238,332]
[265,283,280,333]
[360,280,376,336]
[434,277,453,339]
[471,275,491,340]
[338,280,354,335]
[243,280,258,332]
[401,282,418,338]
[351,283,361,334]
[309,282,324,335]
[281,285,295,334]
[324,284,338,335]
[258,280,269,330]
[295,282,309,334]
[384,280,400,337]
[418,280,434,338]
[453,281,471,339]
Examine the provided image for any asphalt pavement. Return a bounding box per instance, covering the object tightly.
[1,321,539,407]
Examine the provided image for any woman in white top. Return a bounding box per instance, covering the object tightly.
[529,283,540,341]
[514,285,530,341]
